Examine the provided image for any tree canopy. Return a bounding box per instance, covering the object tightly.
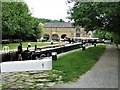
[35,18,65,23]
[2,2,42,41]
[68,2,120,35]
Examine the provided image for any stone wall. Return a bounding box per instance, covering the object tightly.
[44,27,76,39]
[43,27,92,39]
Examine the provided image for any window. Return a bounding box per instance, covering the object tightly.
[52,34,59,40]
[76,28,80,33]
[76,33,80,37]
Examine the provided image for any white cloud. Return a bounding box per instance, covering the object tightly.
[24,0,74,22]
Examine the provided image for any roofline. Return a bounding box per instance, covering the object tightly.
[44,22,75,28]
[44,27,75,28]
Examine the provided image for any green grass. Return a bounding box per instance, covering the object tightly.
[0,83,2,88]
[0,42,62,50]
[53,45,106,82]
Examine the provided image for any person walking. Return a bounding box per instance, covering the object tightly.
[17,42,23,61]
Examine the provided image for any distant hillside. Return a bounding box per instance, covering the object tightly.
[34,18,65,23]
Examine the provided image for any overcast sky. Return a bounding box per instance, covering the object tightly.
[24,0,74,22]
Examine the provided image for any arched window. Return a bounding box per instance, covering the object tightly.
[76,28,80,33]
[52,34,59,41]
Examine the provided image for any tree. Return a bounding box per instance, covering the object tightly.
[30,22,44,41]
[95,30,111,39]
[2,2,42,40]
[67,2,120,44]
[105,32,112,39]
[59,19,65,22]
[34,18,65,23]
[68,2,120,35]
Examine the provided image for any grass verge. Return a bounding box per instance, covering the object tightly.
[0,42,62,50]
[53,45,106,82]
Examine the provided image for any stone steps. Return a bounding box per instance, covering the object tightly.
[2,70,63,88]
[34,75,49,79]
[35,79,51,83]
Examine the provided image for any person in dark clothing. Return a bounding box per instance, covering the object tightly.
[68,38,71,44]
[111,37,113,44]
[35,45,37,51]
[17,42,23,61]
[71,38,74,43]
[18,42,22,52]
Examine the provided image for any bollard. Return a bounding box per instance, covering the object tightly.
[52,52,57,60]
[94,43,96,47]
[82,44,86,50]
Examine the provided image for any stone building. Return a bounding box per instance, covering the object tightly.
[43,22,92,41]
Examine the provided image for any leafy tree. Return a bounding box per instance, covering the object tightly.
[105,32,112,39]
[2,2,42,41]
[95,30,112,39]
[111,32,120,44]
[34,18,65,23]
[68,2,120,35]
[67,2,120,43]
[59,19,65,22]
[30,22,43,41]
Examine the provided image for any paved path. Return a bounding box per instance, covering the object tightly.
[51,44,118,88]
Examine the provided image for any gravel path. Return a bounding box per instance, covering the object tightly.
[51,44,118,88]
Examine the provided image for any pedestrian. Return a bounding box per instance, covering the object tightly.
[17,42,23,61]
[68,38,71,44]
[71,38,74,43]
[111,37,113,44]
[18,42,22,52]
[35,45,37,51]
